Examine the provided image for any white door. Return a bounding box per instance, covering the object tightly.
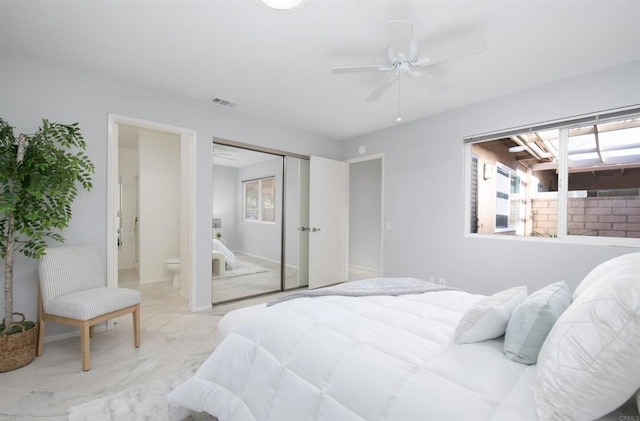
[308,156,348,289]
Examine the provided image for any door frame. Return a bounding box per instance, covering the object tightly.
[346,153,385,277]
[107,114,197,311]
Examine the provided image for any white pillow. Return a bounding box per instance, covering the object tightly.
[533,271,640,420]
[454,286,527,344]
[503,281,571,365]
[572,252,640,300]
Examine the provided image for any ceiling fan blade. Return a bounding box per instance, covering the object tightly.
[214,154,235,161]
[409,68,448,94]
[366,72,399,102]
[416,38,486,67]
[388,20,413,58]
[331,64,392,74]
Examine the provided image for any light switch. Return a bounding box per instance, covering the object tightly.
[385,221,392,230]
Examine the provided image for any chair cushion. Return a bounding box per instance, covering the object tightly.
[39,245,106,303]
[44,287,141,321]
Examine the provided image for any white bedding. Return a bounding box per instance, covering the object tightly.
[167,279,540,420]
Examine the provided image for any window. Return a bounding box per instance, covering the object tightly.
[243,176,276,223]
[466,108,640,245]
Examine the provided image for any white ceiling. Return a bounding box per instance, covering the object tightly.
[1,0,639,141]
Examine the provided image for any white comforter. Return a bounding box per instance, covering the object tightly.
[167,279,539,420]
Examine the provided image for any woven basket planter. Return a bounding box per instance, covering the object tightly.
[0,313,38,372]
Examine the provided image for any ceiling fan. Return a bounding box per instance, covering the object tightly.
[213,147,234,161]
[332,20,486,102]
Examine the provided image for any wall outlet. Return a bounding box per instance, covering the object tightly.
[438,277,446,286]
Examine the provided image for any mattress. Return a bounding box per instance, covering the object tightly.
[167,285,540,420]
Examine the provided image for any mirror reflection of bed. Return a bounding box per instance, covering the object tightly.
[211,239,298,302]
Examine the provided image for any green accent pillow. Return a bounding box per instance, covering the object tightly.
[503,281,571,364]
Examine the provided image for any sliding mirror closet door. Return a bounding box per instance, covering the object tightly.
[212,145,283,303]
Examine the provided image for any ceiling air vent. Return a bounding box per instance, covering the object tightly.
[210,97,237,108]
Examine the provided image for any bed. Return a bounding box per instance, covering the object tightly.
[212,239,237,275]
[168,253,640,421]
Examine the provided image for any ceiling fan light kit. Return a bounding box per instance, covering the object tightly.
[332,20,486,105]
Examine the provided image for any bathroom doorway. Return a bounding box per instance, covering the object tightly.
[107,115,197,310]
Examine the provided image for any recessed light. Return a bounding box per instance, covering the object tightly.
[257,0,307,11]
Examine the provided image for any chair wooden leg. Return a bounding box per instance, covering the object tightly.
[133,304,140,348]
[89,325,95,338]
[81,322,91,371]
[37,290,45,357]
[37,318,45,357]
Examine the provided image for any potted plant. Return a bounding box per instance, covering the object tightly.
[0,118,94,372]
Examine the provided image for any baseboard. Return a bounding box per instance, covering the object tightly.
[236,250,280,265]
[139,277,171,285]
[192,303,212,312]
[236,250,300,268]
[349,264,381,273]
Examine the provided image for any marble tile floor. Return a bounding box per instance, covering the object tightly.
[212,253,300,303]
[0,280,285,421]
[348,266,381,281]
[212,253,381,303]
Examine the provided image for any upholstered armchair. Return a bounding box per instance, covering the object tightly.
[37,245,141,371]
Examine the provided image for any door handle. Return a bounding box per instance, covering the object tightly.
[312,227,321,232]
[299,226,310,232]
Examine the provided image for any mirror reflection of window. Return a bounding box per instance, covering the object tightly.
[243,180,259,221]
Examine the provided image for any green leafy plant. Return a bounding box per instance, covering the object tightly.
[0,118,94,335]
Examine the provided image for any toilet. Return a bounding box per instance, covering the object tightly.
[166,257,180,287]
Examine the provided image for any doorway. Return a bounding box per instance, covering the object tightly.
[348,154,384,280]
[107,115,197,310]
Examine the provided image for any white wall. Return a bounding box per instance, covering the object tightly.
[138,128,181,284]
[349,159,382,271]
[0,50,342,337]
[344,61,640,295]
[237,157,283,262]
[212,165,239,250]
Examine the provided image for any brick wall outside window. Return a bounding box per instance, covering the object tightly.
[532,196,640,238]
